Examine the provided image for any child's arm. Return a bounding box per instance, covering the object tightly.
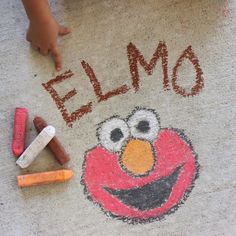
[22,0,70,71]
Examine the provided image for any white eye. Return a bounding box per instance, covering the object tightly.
[97,117,130,152]
[127,108,160,142]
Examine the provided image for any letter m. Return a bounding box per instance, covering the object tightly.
[127,42,169,91]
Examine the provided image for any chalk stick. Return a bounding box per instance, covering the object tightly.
[17,169,73,187]
[33,117,70,165]
[12,108,28,157]
[16,125,56,168]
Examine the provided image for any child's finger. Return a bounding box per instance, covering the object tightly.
[31,44,48,56]
[59,26,71,36]
[51,46,62,71]
[26,32,31,42]
[40,48,49,56]
[31,43,39,51]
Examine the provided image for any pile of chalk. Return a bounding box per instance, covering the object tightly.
[12,108,73,187]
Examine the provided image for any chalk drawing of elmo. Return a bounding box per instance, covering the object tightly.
[81,108,199,223]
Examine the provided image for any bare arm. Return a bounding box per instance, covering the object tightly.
[22,0,70,71]
[22,0,51,23]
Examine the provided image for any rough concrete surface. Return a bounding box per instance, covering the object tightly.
[0,0,236,235]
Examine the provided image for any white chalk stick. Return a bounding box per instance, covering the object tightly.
[16,125,56,168]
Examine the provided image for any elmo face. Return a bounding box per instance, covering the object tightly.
[81,108,199,223]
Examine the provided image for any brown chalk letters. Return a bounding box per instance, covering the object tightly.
[43,42,204,127]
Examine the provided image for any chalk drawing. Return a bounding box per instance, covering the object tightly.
[42,70,92,127]
[42,42,204,127]
[81,108,199,223]
[127,42,169,91]
[81,61,130,102]
[172,46,204,97]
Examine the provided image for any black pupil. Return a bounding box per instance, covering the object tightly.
[136,120,150,133]
[110,128,124,142]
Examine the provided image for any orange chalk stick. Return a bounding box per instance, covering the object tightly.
[17,169,73,187]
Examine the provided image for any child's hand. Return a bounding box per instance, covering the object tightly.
[27,16,70,71]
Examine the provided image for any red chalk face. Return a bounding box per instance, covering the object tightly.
[81,108,199,223]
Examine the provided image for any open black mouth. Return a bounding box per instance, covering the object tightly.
[104,166,182,211]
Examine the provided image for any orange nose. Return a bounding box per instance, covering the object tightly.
[121,139,155,176]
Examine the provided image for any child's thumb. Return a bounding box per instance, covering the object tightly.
[59,26,71,36]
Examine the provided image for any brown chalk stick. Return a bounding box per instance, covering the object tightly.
[33,117,70,165]
[17,169,73,187]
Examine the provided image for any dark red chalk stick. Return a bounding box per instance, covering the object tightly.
[33,116,70,165]
[12,108,28,157]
